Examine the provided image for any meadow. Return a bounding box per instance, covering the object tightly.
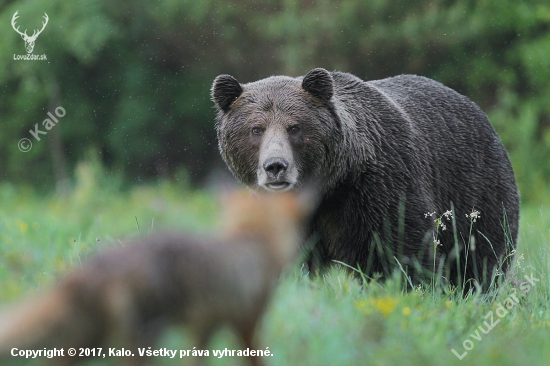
[1,161,549,366]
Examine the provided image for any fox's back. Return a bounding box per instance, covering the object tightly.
[72,233,278,328]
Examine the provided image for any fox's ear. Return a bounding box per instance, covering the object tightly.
[211,74,243,112]
[296,184,322,219]
[218,188,257,221]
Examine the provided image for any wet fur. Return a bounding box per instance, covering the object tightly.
[213,69,520,291]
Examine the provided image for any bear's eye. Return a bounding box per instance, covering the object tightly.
[251,127,264,136]
[288,125,300,135]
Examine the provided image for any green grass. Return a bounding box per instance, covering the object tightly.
[1,172,549,366]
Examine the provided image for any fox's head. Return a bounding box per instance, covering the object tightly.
[221,190,316,268]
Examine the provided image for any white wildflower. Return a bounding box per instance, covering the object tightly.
[434,216,447,231]
[466,209,481,223]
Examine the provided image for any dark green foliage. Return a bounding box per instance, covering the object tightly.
[1,0,549,201]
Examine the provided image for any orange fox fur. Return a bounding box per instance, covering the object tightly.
[0,191,310,366]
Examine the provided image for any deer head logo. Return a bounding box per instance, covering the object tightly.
[11,11,49,54]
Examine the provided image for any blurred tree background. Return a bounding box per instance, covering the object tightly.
[0,0,549,202]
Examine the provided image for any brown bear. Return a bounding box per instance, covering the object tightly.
[211,68,519,292]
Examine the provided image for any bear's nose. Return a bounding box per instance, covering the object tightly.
[263,157,288,179]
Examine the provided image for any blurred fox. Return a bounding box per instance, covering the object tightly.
[0,190,312,366]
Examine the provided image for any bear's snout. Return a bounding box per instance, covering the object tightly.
[257,129,299,192]
[263,157,288,180]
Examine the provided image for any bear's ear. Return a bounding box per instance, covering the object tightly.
[211,74,243,112]
[302,68,333,104]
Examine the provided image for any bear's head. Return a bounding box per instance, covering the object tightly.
[212,68,341,192]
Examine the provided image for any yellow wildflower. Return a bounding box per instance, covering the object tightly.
[371,296,398,317]
[16,219,28,234]
[355,296,399,317]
